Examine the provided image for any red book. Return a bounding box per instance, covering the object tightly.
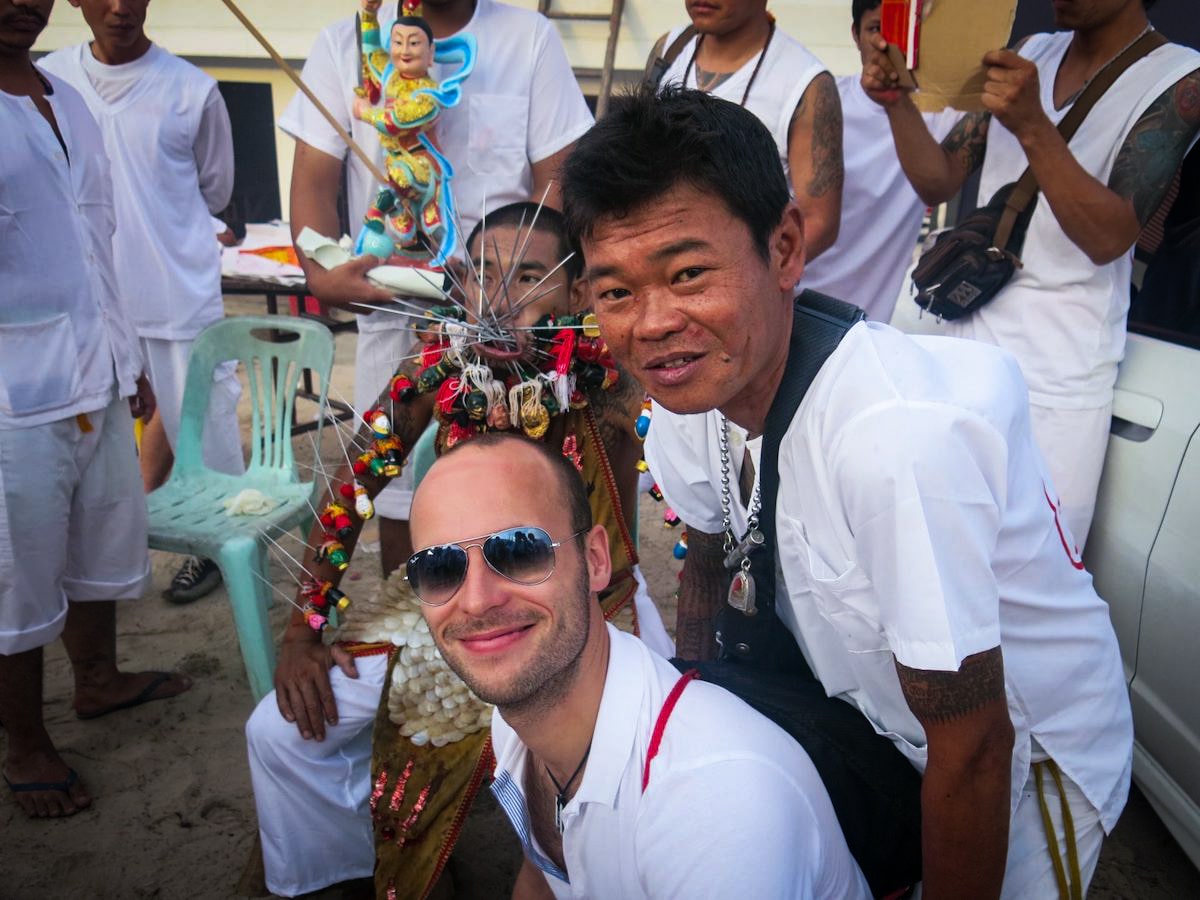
[880,0,924,70]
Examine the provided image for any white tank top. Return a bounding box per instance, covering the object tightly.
[944,31,1200,409]
[659,23,827,190]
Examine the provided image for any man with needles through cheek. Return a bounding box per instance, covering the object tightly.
[245,202,670,898]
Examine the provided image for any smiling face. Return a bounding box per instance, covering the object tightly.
[583,182,805,429]
[412,441,611,711]
[390,22,433,78]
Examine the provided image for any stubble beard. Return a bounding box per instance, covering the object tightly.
[432,562,594,714]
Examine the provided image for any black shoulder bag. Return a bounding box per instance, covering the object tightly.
[674,290,923,898]
[912,30,1167,321]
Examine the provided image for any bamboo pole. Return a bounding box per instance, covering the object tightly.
[219,0,390,186]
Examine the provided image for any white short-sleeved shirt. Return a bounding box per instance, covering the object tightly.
[490,626,871,900]
[40,44,234,341]
[941,33,1200,409]
[279,0,594,333]
[799,76,960,320]
[645,322,1133,833]
[659,24,826,191]
[0,71,141,429]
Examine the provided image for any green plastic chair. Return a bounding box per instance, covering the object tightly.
[148,316,334,700]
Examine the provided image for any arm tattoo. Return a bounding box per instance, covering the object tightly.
[940,111,991,178]
[1110,69,1200,226]
[802,73,844,199]
[894,647,1006,726]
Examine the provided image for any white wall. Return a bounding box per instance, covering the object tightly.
[35,0,863,74]
[34,0,863,219]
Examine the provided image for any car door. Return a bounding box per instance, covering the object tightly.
[1085,329,1200,871]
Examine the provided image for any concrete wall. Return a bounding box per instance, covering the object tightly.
[33,0,864,219]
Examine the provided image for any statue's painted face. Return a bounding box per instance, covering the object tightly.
[390,23,434,78]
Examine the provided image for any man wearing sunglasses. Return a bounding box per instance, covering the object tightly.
[408,432,869,899]
[245,202,670,898]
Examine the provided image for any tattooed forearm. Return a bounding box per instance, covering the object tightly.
[804,73,844,199]
[940,111,991,178]
[1110,68,1200,226]
[895,647,1007,725]
[676,527,727,660]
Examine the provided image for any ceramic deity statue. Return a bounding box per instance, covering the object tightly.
[352,0,475,268]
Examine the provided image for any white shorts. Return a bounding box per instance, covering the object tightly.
[355,328,416,520]
[1028,402,1111,549]
[140,335,244,476]
[0,392,151,654]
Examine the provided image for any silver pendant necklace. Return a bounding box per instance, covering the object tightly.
[719,416,763,615]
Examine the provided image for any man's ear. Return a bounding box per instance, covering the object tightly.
[568,277,589,315]
[772,201,807,291]
[68,0,83,8]
[584,523,612,595]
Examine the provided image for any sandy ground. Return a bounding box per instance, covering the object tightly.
[3,299,1199,899]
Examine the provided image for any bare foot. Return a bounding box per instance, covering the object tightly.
[3,750,92,818]
[73,670,193,720]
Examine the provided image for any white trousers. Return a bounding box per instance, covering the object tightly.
[246,569,670,895]
[245,653,390,898]
[1001,762,1105,898]
[140,336,244,476]
[1028,402,1112,550]
[354,328,416,520]
[0,392,151,654]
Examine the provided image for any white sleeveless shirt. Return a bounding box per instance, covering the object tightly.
[944,31,1200,409]
[659,23,827,189]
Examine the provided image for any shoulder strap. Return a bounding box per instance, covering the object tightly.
[642,26,698,89]
[994,30,1168,251]
[750,291,866,617]
[641,668,700,792]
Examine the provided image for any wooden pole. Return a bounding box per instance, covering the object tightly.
[219,0,390,186]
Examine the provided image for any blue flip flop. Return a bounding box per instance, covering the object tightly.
[75,671,181,721]
[4,767,79,795]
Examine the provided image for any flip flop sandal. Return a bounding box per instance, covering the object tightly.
[75,672,180,721]
[4,767,79,795]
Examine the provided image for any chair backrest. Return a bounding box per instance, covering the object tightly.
[175,316,335,481]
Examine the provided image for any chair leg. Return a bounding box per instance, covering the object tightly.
[217,536,278,701]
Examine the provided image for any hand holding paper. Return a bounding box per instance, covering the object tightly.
[862,35,914,108]
[981,49,1052,144]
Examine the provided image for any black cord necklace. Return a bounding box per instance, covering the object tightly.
[683,16,777,108]
[545,741,592,833]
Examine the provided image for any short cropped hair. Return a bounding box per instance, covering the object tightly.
[436,432,593,539]
[562,85,790,261]
[852,0,882,31]
[464,202,583,285]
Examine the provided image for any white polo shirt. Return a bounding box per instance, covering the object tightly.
[799,76,960,320]
[0,70,141,429]
[490,625,870,900]
[645,322,1133,833]
[279,0,594,334]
